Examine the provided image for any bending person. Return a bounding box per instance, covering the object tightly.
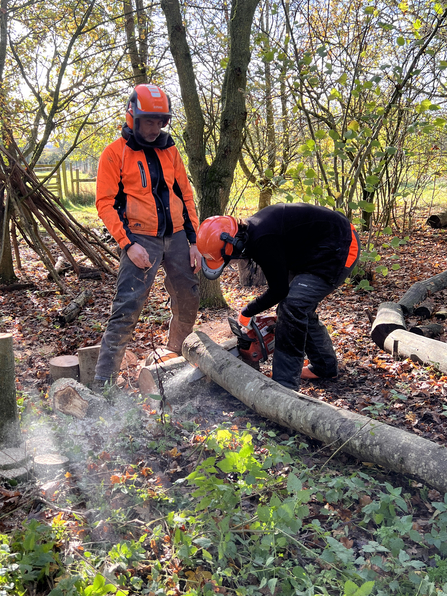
[197,203,360,391]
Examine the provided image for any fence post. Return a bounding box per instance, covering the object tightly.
[61,161,68,198]
[75,168,80,195]
[70,163,74,194]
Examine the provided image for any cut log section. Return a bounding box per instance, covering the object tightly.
[183,332,447,492]
[77,345,101,386]
[409,323,444,338]
[49,355,79,382]
[434,307,447,320]
[33,453,69,478]
[370,302,406,350]
[49,378,108,419]
[413,299,435,319]
[427,211,447,228]
[55,289,93,327]
[138,367,159,396]
[398,271,447,315]
[383,329,447,372]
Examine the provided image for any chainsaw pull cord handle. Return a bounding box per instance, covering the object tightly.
[251,321,268,362]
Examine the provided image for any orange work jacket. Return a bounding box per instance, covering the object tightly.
[96,134,199,250]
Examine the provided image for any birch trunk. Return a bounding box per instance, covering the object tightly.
[183,331,447,492]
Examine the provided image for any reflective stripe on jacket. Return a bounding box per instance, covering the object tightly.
[96,136,198,249]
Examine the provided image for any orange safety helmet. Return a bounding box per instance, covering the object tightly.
[197,215,242,280]
[126,84,172,130]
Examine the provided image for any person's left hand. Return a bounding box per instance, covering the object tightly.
[190,244,202,274]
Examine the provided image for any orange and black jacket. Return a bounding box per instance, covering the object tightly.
[96,126,199,250]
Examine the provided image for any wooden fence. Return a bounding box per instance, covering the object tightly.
[34,162,96,198]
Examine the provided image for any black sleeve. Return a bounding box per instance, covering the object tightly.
[173,179,197,244]
[241,237,290,317]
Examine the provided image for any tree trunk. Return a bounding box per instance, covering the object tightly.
[409,323,444,338]
[383,328,447,372]
[182,331,447,492]
[161,0,260,308]
[0,333,21,447]
[0,192,16,284]
[398,271,447,315]
[258,184,273,210]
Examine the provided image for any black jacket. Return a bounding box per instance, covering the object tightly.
[241,203,353,317]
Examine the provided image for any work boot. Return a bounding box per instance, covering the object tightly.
[301,366,338,380]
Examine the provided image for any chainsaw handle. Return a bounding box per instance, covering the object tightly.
[251,321,268,362]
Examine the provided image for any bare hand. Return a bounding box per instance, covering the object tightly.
[190,244,202,274]
[126,243,154,269]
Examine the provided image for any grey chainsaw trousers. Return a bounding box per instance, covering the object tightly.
[272,243,360,391]
[95,231,199,381]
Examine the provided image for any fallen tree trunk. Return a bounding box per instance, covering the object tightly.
[183,331,447,492]
[383,328,447,372]
[398,271,447,315]
[427,211,447,228]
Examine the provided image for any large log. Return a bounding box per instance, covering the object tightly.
[427,211,447,228]
[182,331,447,492]
[370,302,406,350]
[383,329,447,373]
[398,271,447,315]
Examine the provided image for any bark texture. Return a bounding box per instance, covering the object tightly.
[0,333,21,447]
[398,271,447,315]
[183,331,447,492]
[383,329,447,372]
[370,302,406,350]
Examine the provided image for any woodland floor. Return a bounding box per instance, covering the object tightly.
[1,218,447,446]
[2,218,447,594]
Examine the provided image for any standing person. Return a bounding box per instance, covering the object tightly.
[94,83,201,386]
[196,203,360,391]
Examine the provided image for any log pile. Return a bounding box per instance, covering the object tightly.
[371,272,447,372]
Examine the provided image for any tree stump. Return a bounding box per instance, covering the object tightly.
[78,345,101,386]
[0,334,21,447]
[34,454,69,478]
[49,355,80,382]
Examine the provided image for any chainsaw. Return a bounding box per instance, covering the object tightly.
[228,314,276,363]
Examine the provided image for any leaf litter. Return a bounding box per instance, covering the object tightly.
[1,220,447,594]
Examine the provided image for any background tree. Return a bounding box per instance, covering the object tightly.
[160,0,261,305]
